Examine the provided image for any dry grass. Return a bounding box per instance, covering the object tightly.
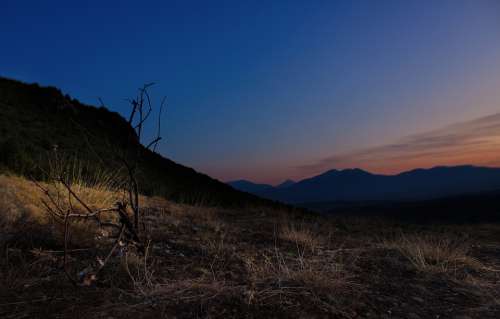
[0,171,172,235]
[0,173,127,250]
[2,174,500,318]
[122,243,156,295]
[140,277,236,304]
[384,233,483,273]
[186,206,226,232]
[280,221,321,252]
[0,173,124,226]
[245,249,347,291]
[241,221,350,307]
[0,174,46,226]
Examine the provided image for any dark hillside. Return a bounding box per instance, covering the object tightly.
[228,180,273,193]
[0,77,272,206]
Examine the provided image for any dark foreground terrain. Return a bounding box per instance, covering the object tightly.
[1,175,499,318]
[301,191,500,224]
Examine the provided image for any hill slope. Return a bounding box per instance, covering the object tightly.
[228,179,296,193]
[0,77,271,206]
[227,180,273,193]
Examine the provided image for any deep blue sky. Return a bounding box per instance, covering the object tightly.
[2,0,500,183]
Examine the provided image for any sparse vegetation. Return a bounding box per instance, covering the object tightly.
[1,174,499,318]
[384,233,484,274]
[280,221,321,252]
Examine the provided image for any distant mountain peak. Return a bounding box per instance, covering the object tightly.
[276,179,295,188]
[317,168,371,178]
[340,168,371,174]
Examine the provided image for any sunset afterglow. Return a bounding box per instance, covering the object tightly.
[2,0,500,184]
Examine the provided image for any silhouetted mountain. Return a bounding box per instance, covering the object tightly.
[250,166,500,204]
[0,77,277,207]
[276,179,296,189]
[228,180,273,193]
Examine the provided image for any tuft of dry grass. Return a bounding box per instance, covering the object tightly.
[243,236,350,305]
[0,174,46,227]
[187,206,226,232]
[280,221,321,253]
[384,233,483,273]
[121,243,156,295]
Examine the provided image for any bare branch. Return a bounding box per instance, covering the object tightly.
[63,210,77,286]
[153,96,167,152]
[36,82,166,286]
[145,137,162,150]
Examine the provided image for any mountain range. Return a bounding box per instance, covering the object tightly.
[229,166,500,204]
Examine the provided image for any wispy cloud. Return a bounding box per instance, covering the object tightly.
[298,112,500,176]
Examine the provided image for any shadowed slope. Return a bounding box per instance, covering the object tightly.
[0,77,274,207]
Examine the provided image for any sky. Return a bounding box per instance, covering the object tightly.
[2,0,500,184]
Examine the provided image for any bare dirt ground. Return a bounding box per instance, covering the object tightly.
[1,175,499,318]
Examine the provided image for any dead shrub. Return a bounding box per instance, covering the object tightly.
[122,242,156,295]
